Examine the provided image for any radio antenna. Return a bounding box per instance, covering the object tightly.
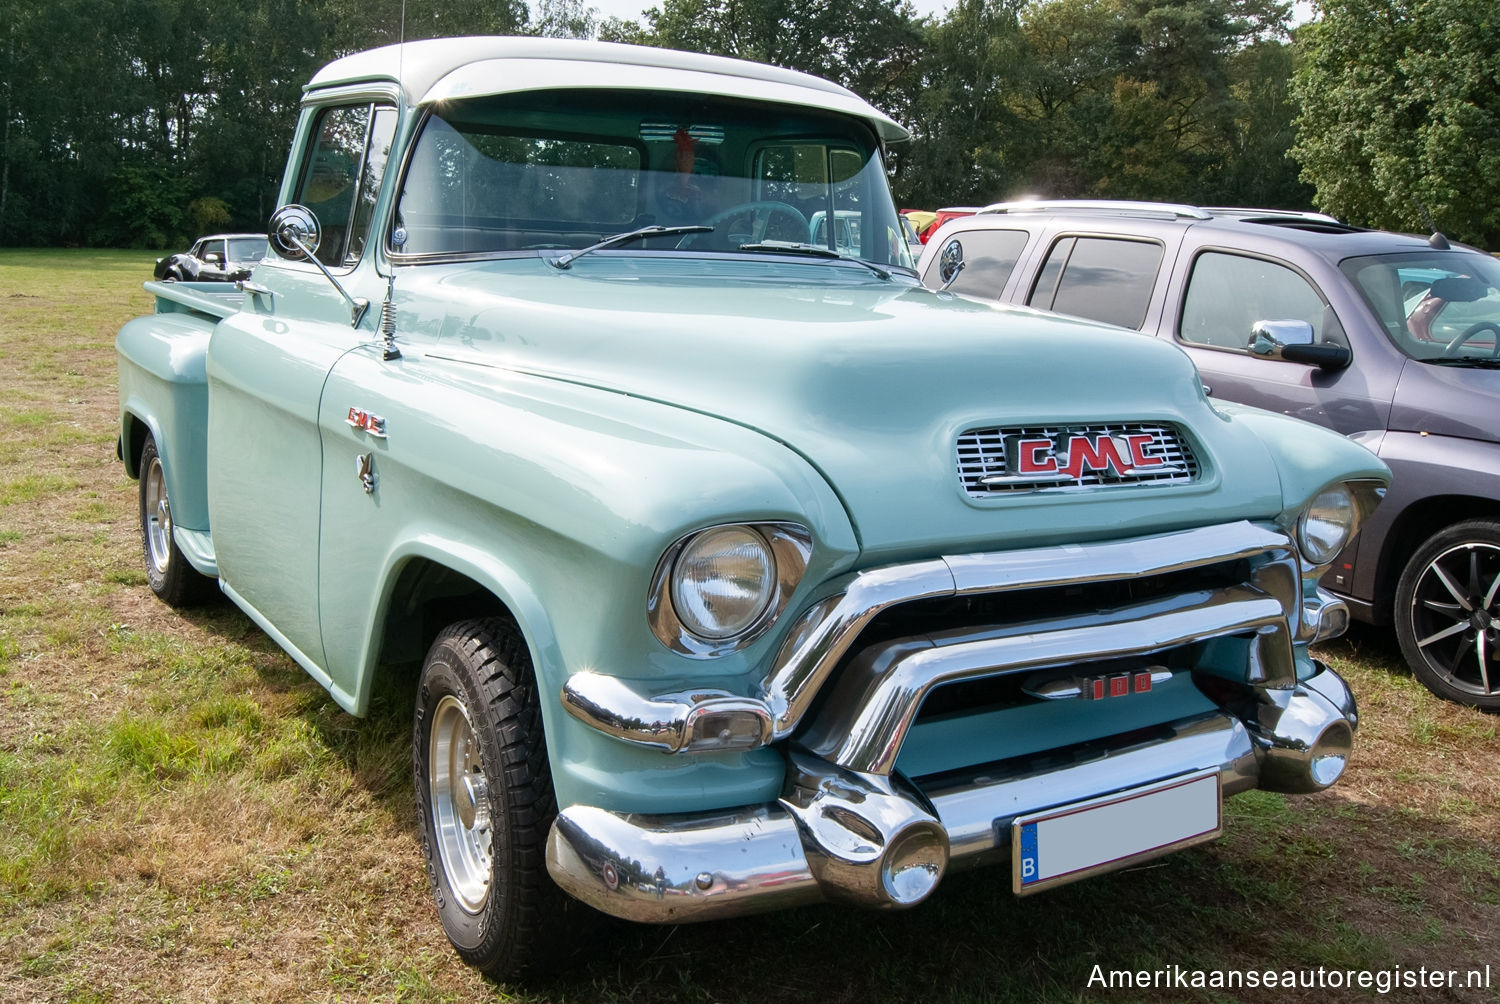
[376,0,408,362]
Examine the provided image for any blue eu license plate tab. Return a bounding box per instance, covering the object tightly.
[1011,770,1221,895]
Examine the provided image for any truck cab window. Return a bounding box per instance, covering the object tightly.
[293,103,397,269]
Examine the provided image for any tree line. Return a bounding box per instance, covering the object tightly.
[5,0,1496,249]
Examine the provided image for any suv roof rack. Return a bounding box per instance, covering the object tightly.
[1201,207,1341,223]
[978,199,1213,220]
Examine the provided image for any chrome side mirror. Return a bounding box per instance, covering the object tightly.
[938,239,965,290]
[266,203,369,327]
[1249,319,1315,355]
[1249,319,1351,371]
[269,204,322,261]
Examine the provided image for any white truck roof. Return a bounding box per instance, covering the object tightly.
[307,36,908,143]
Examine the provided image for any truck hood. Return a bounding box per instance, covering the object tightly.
[1391,358,1500,443]
[399,258,1292,556]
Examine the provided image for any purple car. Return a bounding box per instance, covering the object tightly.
[919,201,1500,709]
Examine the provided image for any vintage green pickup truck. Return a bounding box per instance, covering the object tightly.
[117,37,1389,979]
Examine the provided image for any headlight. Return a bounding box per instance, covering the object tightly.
[648,522,813,656]
[1298,486,1356,565]
[671,526,776,639]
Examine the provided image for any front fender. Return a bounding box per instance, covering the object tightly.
[1210,401,1391,511]
[1348,431,1500,611]
[319,348,859,814]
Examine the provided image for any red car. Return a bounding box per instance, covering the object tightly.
[918,206,980,244]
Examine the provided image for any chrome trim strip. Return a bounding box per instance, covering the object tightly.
[547,803,821,923]
[761,560,955,737]
[979,199,1214,220]
[797,586,1294,776]
[1301,588,1350,645]
[762,521,1299,740]
[560,672,772,753]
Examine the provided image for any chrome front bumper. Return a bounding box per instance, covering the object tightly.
[547,666,1357,923]
[548,520,1359,922]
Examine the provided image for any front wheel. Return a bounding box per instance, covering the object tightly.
[413,618,593,979]
[138,434,215,607]
[1394,520,1500,711]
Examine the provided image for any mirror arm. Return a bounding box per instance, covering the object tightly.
[939,258,966,291]
[1281,343,1352,371]
[278,230,371,328]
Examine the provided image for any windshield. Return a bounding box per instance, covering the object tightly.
[394,90,912,271]
[1341,251,1500,362]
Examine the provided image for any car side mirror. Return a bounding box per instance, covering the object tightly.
[1248,319,1351,372]
[204,252,223,264]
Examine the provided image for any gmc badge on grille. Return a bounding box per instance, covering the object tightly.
[981,432,1183,486]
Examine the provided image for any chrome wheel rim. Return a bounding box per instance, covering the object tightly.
[1408,541,1500,697]
[429,694,492,913]
[144,456,173,575]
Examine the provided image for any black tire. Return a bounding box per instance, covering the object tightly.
[138,434,217,607]
[1394,519,1500,711]
[413,618,594,980]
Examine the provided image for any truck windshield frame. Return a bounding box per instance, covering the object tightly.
[390,89,912,270]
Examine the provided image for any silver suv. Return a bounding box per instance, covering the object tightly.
[919,200,1500,710]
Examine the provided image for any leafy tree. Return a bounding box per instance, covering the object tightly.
[632,0,925,115]
[892,0,1030,207]
[1292,0,1500,246]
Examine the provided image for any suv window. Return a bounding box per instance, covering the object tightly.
[1341,251,1500,361]
[1027,236,1161,329]
[1180,251,1328,350]
[293,102,398,269]
[923,229,1029,296]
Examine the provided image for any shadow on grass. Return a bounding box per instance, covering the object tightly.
[173,596,418,813]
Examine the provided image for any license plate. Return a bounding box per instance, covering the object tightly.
[1011,771,1221,894]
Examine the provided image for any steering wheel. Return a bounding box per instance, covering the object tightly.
[1442,320,1500,358]
[698,201,809,247]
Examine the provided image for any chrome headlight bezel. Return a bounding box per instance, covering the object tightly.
[648,522,813,657]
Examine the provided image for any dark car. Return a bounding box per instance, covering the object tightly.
[154,233,266,282]
[918,200,1500,709]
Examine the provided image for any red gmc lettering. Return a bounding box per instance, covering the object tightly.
[1062,436,1132,479]
[1016,438,1058,474]
[1123,433,1165,469]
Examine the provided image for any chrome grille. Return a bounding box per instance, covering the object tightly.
[957,422,1200,496]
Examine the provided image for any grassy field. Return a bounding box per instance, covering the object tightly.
[0,248,1496,1002]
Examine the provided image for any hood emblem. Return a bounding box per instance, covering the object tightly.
[957,422,1199,496]
[981,431,1185,487]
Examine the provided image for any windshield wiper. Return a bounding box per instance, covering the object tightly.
[737,240,892,280]
[1426,356,1500,368]
[551,225,713,269]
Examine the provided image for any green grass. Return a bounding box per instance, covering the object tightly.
[0,251,1497,1001]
